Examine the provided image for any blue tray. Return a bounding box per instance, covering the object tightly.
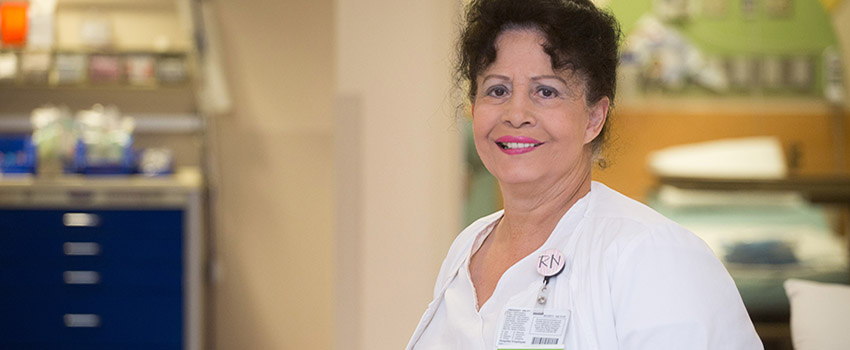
[70,139,136,175]
[0,135,36,174]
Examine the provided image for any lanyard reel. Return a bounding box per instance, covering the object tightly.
[535,248,566,313]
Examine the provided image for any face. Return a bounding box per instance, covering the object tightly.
[472,28,608,187]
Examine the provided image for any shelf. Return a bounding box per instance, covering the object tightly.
[616,96,842,116]
[0,166,202,192]
[56,0,180,10]
[0,47,191,56]
[0,49,193,90]
[0,81,193,91]
[0,84,197,117]
[0,113,203,134]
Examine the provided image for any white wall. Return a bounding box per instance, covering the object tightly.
[211,0,335,348]
[335,0,464,349]
[211,0,464,348]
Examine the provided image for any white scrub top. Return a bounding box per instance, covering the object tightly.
[408,182,763,350]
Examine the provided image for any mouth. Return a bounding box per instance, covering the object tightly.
[494,136,544,155]
[496,141,544,150]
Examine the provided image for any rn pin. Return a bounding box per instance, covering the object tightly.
[537,248,566,277]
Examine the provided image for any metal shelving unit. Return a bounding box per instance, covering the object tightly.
[0,1,229,348]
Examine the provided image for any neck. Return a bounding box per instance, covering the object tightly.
[494,167,592,247]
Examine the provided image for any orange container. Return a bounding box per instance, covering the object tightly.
[1,2,29,46]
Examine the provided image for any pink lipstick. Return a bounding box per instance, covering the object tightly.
[495,136,544,155]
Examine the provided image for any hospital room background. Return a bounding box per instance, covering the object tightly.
[0,0,848,349]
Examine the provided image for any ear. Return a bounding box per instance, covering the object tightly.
[584,96,609,145]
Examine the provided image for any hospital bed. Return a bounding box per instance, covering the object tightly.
[651,181,850,315]
[649,176,850,349]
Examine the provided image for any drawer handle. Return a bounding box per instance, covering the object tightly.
[63,242,101,256]
[64,314,101,328]
[63,213,100,227]
[63,271,100,284]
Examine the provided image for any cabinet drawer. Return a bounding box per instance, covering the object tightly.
[0,210,104,238]
[0,236,183,266]
[0,290,182,346]
[0,264,183,291]
[0,209,183,240]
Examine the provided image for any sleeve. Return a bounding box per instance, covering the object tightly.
[608,223,764,350]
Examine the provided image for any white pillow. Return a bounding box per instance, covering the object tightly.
[784,279,850,350]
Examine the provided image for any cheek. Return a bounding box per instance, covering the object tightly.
[471,107,495,137]
[471,117,496,160]
[471,123,490,153]
[545,117,586,146]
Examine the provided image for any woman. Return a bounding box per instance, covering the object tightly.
[407,0,763,349]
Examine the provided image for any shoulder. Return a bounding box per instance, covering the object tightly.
[582,185,760,348]
[586,182,677,229]
[580,182,725,294]
[581,182,709,254]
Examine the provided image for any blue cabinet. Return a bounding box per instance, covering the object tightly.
[0,185,203,350]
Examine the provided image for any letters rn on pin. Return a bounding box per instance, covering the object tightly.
[539,254,560,269]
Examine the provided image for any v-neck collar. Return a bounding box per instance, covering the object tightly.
[462,189,592,314]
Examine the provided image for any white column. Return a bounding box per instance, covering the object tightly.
[335,0,464,349]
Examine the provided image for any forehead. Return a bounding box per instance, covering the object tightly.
[476,28,589,101]
[486,28,553,74]
[483,28,585,89]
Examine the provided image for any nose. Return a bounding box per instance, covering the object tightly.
[502,92,536,128]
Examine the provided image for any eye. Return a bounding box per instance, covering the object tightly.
[485,85,509,98]
[537,86,559,98]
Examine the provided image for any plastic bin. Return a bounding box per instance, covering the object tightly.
[0,135,36,174]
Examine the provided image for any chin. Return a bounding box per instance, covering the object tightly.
[492,169,546,186]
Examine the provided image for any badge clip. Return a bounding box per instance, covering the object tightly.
[535,249,565,313]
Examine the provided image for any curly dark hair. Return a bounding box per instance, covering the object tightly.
[457,0,622,158]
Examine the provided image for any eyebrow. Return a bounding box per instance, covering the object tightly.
[531,75,568,86]
[481,74,510,85]
[480,74,569,86]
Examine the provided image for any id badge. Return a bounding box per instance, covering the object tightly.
[496,307,570,350]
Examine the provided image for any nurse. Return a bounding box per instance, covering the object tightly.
[408,0,763,349]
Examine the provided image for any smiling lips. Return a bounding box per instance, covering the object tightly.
[495,136,544,155]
